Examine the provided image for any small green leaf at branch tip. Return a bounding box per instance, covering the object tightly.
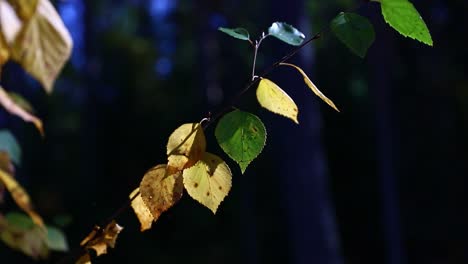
[268,22,305,46]
[279,63,340,112]
[215,110,266,173]
[331,12,375,58]
[218,27,250,41]
[379,0,433,46]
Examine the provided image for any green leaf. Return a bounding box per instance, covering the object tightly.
[0,130,21,164]
[218,27,250,41]
[215,110,266,173]
[45,226,68,251]
[378,0,433,46]
[268,22,305,46]
[330,12,375,58]
[5,212,34,229]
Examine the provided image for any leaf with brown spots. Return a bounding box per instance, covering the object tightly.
[10,0,72,92]
[79,220,123,258]
[279,63,339,112]
[140,164,183,221]
[166,123,206,176]
[129,188,154,232]
[256,78,299,124]
[0,156,44,228]
[0,86,43,135]
[183,152,232,214]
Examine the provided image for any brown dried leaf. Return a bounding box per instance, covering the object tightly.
[6,0,38,20]
[166,123,206,175]
[0,152,14,203]
[80,221,123,257]
[0,86,43,135]
[140,164,183,220]
[75,253,91,264]
[0,168,44,228]
[10,0,72,92]
[129,188,154,232]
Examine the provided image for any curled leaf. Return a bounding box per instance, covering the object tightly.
[279,63,339,112]
[215,110,266,173]
[166,123,206,176]
[183,152,232,214]
[79,220,123,257]
[0,87,44,135]
[129,188,154,232]
[0,167,44,228]
[256,78,299,123]
[140,165,183,221]
[268,22,305,46]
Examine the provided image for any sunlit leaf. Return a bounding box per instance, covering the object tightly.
[183,152,232,214]
[215,110,266,173]
[76,253,91,264]
[0,130,21,164]
[256,78,299,123]
[166,123,206,176]
[46,226,68,252]
[0,167,45,228]
[140,164,183,221]
[129,188,154,232]
[6,0,38,20]
[0,0,23,44]
[1,212,48,259]
[10,0,73,92]
[376,0,432,46]
[0,87,43,135]
[331,12,375,58]
[218,27,250,41]
[279,63,339,112]
[79,220,123,257]
[268,22,305,46]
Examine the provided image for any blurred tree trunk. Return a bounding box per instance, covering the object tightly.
[270,1,343,263]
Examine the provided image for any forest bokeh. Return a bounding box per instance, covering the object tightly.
[1,0,467,263]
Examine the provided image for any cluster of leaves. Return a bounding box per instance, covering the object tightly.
[0,0,72,259]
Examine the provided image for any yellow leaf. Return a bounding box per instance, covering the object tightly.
[129,188,154,232]
[280,63,340,112]
[256,78,299,124]
[0,32,10,69]
[0,167,44,228]
[79,220,123,257]
[10,0,72,93]
[140,164,183,220]
[0,86,43,135]
[6,0,38,20]
[183,152,232,214]
[166,123,206,176]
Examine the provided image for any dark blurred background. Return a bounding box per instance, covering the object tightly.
[1,0,467,263]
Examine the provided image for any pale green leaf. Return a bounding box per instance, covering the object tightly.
[268,22,305,46]
[0,129,21,164]
[256,78,299,123]
[218,27,250,41]
[215,110,266,173]
[280,63,339,112]
[45,226,68,251]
